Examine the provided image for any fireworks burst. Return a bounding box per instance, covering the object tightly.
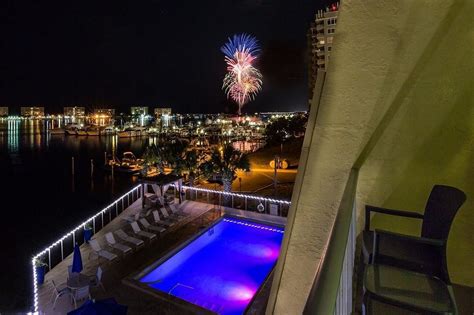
[221,33,262,115]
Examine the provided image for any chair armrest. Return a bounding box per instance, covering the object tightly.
[365,205,424,231]
[372,229,448,280]
[374,229,445,247]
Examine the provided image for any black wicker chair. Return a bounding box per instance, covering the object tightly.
[363,229,458,314]
[362,185,466,277]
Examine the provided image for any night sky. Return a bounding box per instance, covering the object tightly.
[0,0,331,114]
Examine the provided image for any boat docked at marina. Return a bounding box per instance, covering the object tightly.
[64,124,83,136]
[117,126,148,138]
[104,151,144,175]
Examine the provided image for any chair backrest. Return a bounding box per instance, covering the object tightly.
[89,239,101,252]
[105,232,115,245]
[131,222,141,233]
[96,266,103,281]
[421,185,466,240]
[160,207,169,218]
[169,204,179,214]
[74,285,90,299]
[115,229,127,239]
[51,280,60,294]
[139,218,150,228]
[153,210,160,222]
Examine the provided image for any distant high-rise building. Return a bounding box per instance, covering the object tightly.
[0,107,8,117]
[308,2,339,103]
[154,108,172,117]
[64,107,85,118]
[20,107,45,118]
[131,107,149,116]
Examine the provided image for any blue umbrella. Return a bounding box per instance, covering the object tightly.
[71,243,83,273]
[68,298,128,315]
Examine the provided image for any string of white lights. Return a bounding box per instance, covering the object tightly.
[30,184,141,313]
[179,185,292,205]
[223,218,284,233]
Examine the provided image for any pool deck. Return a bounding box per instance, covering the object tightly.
[37,196,220,314]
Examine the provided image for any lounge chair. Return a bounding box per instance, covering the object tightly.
[89,239,118,262]
[130,221,157,241]
[105,232,132,255]
[169,203,189,217]
[164,205,185,220]
[160,207,180,223]
[139,218,166,233]
[114,229,144,248]
[124,212,140,223]
[152,210,174,227]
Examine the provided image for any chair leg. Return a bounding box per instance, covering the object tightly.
[72,294,77,309]
[52,294,60,309]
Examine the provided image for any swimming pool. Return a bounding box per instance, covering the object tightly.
[138,217,285,315]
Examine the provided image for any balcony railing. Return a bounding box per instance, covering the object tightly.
[181,185,291,217]
[304,168,358,315]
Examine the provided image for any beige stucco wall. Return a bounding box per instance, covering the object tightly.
[267,0,473,313]
[357,0,474,286]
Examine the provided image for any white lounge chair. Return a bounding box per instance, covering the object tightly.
[160,207,180,223]
[89,239,118,262]
[139,218,166,233]
[152,210,174,227]
[131,221,157,241]
[105,232,132,255]
[169,203,189,217]
[123,212,138,223]
[114,229,144,248]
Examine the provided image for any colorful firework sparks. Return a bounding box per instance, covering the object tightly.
[221,34,262,115]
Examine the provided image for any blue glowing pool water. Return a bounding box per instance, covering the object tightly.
[139,217,285,315]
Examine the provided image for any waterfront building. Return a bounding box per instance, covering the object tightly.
[20,107,45,118]
[0,107,8,117]
[131,107,149,116]
[308,3,339,103]
[90,108,115,126]
[154,107,172,117]
[154,108,172,128]
[63,106,85,118]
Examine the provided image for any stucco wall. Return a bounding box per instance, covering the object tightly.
[267,0,473,313]
[357,0,474,286]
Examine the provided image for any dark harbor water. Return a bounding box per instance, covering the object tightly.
[0,119,152,311]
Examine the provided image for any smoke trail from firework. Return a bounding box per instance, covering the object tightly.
[221,34,262,115]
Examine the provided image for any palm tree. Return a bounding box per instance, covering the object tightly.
[141,144,164,176]
[200,144,250,206]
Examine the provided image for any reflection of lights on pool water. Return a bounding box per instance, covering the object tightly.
[223,284,256,302]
